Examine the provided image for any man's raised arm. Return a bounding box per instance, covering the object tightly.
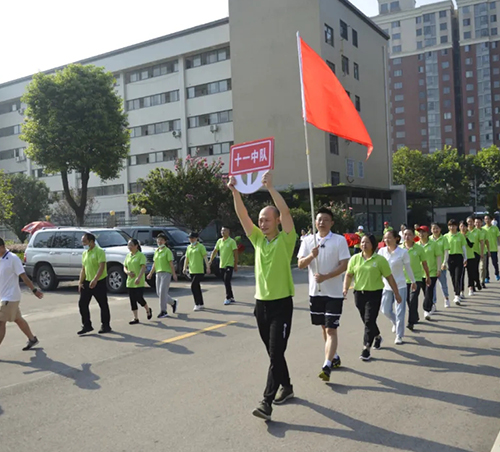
[262,172,294,234]
[228,176,254,236]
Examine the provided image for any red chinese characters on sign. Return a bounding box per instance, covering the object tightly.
[229,138,274,176]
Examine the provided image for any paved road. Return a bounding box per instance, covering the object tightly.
[1,269,499,452]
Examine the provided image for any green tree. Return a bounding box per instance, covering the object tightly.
[128,156,232,231]
[50,189,97,226]
[21,64,129,226]
[470,145,500,213]
[0,171,13,225]
[4,174,50,242]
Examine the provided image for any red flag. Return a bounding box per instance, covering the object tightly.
[298,36,373,158]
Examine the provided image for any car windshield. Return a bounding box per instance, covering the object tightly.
[93,230,130,248]
[168,229,190,244]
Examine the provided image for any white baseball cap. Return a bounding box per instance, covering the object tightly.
[358,225,364,230]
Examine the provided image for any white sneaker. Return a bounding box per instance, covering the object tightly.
[392,324,396,334]
[468,289,474,297]
[454,296,461,306]
[460,291,465,299]
[395,336,403,345]
[223,299,231,305]
[444,299,450,308]
[424,311,431,320]
[193,305,201,311]
[431,304,437,314]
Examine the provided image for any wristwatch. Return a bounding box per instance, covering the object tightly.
[32,288,38,294]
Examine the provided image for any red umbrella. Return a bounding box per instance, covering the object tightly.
[22,221,55,234]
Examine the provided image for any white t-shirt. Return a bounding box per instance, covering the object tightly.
[0,251,25,302]
[297,232,350,298]
[378,246,415,290]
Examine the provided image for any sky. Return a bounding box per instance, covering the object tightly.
[0,0,454,85]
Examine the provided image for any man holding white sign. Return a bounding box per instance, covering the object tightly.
[228,171,296,422]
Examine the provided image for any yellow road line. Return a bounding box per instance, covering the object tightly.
[156,320,237,345]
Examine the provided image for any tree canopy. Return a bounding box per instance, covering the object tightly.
[0,171,13,226]
[21,64,129,225]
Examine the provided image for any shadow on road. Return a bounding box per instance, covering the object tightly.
[0,349,100,390]
[266,397,471,451]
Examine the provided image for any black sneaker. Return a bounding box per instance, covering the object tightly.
[252,401,272,421]
[77,326,94,335]
[98,326,112,334]
[22,336,39,351]
[147,308,153,320]
[172,299,178,314]
[360,349,371,361]
[319,366,331,382]
[476,284,482,291]
[129,319,139,325]
[331,355,341,369]
[373,336,383,350]
[482,283,487,289]
[406,323,414,332]
[273,385,294,404]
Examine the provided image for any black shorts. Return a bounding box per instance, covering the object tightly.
[310,296,343,329]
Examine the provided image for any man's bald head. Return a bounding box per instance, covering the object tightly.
[260,205,280,219]
[258,206,281,237]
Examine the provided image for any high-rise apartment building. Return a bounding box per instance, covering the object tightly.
[374,0,500,155]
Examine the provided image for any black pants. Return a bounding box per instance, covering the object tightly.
[449,254,464,296]
[190,274,204,306]
[406,281,424,326]
[354,290,382,348]
[79,279,110,329]
[254,297,293,404]
[485,251,499,279]
[474,253,482,288]
[222,266,234,300]
[423,277,437,313]
[128,287,147,311]
[465,256,479,289]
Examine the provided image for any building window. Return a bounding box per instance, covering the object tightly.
[463,18,471,26]
[421,129,427,136]
[395,107,405,113]
[494,68,500,75]
[186,79,232,99]
[465,45,471,52]
[340,20,349,40]
[353,63,359,80]
[342,55,349,75]
[358,161,364,178]
[440,36,448,44]
[466,70,473,78]
[392,20,400,28]
[128,149,179,166]
[465,57,472,65]
[420,116,426,123]
[445,125,452,132]
[329,134,339,154]
[467,96,474,104]
[129,182,144,194]
[423,13,433,22]
[127,60,178,83]
[492,14,497,22]
[420,104,426,111]
[331,171,340,186]
[394,82,403,89]
[493,55,500,62]
[464,31,472,39]
[395,94,404,101]
[0,100,21,116]
[130,119,181,138]
[419,79,425,86]
[346,158,355,177]
[396,131,406,138]
[419,91,426,99]
[352,29,358,47]
[87,184,125,197]
[325,24,334,46]
[189,142,233,157]
[443,112,452,119]
[394,69,403,76]
[417,29,423,36]
[393,58,401,65]
[393,32,401,40]
[417,42,424,49]
[188,110,233,128]
[468,122,475,130]
[440,22,447,30]
[492,28,498,36]
[327,60,336,73]
[442,61,450,69]
[127,90,180,111]
[439,10,447,18]
[419,66,424,73]
[443,74,450,81]
[185,47,230,69]
[467,109,474,117]
[443,86,450,94]
[355,95,361,111]
[0,125,22,138]
[444,100,451,108]
[469,135,476,142]
[494,81,500,88]
[416,16,422,24]
[392,45,402,53]
[395,119,405,125]
[466,83,474,91]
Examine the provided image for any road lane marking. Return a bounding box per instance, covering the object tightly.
[156,321,237,345]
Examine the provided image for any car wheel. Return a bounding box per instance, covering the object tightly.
[107,265,126,293]
[36,264,59,291]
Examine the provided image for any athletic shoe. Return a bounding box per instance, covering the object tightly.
[468,289,474,297]
[454,296,461,306]
[360,349,371,361]
[157,312,169,319]
[147,308,153,320]
[444,299,450,308]
[22,336,39,351]
[223,299,231,305]
[482,283,487,289]
[485,278,490,283]
[431,304,437,314]
[193,305,201,311]
[230,298,236,303]
[331,356,341,368]
[129,319,139,325]
[274,385,294,404]
[406,323,414,331]
[252,401,272,421]
[424,311,431,320]
[98,326,112,334]
[392,324,396,333]
[77,327,94,335]
[172,299,178,314]
[395,336,403,345]
[496,275,500,281]
[373,336,383,350]
[318,366,331,382]
[198,305,205,310]
[476,284,482,291]
[460,291,465,299]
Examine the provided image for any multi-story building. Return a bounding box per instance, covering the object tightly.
[0,0,404,232]
[374,0,500,156]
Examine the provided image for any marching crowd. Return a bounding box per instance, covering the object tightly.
[1,171,499,422]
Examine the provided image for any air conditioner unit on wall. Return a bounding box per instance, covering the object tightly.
[210,124,219,133]
[172,130,181,138]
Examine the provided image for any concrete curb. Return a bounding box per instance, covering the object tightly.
[491,430,500,452]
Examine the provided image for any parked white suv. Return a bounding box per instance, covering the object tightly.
[24,228,156,293]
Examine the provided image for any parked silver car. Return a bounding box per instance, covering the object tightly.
[24,228,156,293]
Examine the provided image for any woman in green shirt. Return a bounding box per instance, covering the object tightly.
[183,232,210,311]
[460,220,477,298]
[124,239,152,324]
[444,219,467,306]
[343,235,400,361]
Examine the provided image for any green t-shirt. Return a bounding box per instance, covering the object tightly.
[475,228,486,255]
[467,229,480,257]
[215,237,238,268]
[124,251,147,288]
[82,246,107,282]
[154,246,173,273]
[186,242,207,274]
[249,225,296,301]
[445,232,467,255]
[347,253,392,291]
[354,231,364,249]
[420,240,442,278]
[402,243,427,282]
[483,225,500,252]
[430,235,449,256]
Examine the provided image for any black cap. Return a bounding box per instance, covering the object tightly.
[188,232,199,238]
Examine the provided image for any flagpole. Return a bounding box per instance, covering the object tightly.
[297,32,320,291]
